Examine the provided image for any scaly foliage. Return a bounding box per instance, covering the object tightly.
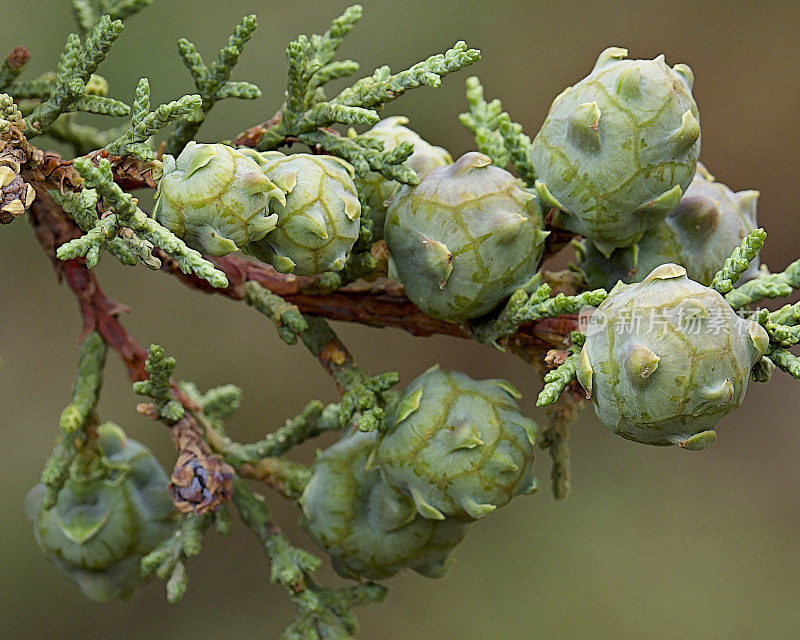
[57,157,228,287]
[24,16,129,137]
[167,14,261,154]
[105,78,201,161]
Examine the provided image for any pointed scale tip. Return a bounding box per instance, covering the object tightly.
[669,109,701,152]
[624,343,660,382]
[446,151,492,177]
[487,449,520,474]
[592,238,619,258]
[569,101,601,151]
[677,430,717,450]
[409,486,445,520]
[672,63,694,89]
[461,497,497,519]
[445,420,484,452]
[418,236,454,289]
[639,184,683,215]
[576,348,594,398]
[534,180,564,211]
[695,161,715,182]
[736,190,759,224]
[641,263,687,283]
[748,321,770,359]
[702,378,734,406]
[593,46,628,72]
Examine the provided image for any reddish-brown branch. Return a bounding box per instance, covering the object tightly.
[28,187,152,380]
[230,110,284,148]
[159,252,577,354]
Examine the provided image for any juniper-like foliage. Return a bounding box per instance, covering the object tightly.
[710,228,767,294]
[725,257,800,309]
[249,5,479,184]
[24,16,129,137]
[166,14,261,154]
[459,76,536,184]
[105,78,201,161]
[57,157,228,287]
[39,332,107,510]
[537,332,586,407]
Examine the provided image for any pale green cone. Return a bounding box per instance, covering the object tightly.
[300,430,469,581]
[576,164,760,289]
[531,47,700,253]
[577,264,769,448]
[27,423,178,602]
[243,152,361,275]
[384,152,549,322]
[376,366,538,521]
[355,116,452,240]
[153,142,284,256]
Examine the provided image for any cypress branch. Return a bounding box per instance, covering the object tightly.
[167,14,261,154]
[726,257,800,308]
[106,78,201,161]
[40,333,107,509]
[26,16,127,137]
[768,349,800,379]
[59,157,228,288]
[0,46,30,91]
[710,228,766,295]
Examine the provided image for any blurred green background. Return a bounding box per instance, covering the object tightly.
[2,1,800,638]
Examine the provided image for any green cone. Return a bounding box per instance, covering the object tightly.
[377,366,538,520]
[244,152,361,275]
[27,423,177,602]
[385,152,549,322]
[531,47,700,254]
[300,430,469,580]
[576,164,760,289]
[356,116,452,240]
[577,264,769,448]
[153,142,284,256]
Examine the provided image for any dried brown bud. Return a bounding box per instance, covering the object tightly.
[169,452,234,515]
[0,172,35,223]
[545,348,570,368]
[6,46,30,71]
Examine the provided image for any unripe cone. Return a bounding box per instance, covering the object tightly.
[244,152,361,275]
[377,366,538,520]
[153,142,284,255]
[576,165,760,289]
[385,152,549,322]
[356,116,452,240]
[26,423,177,602]
[300,430,469,581]
[531,47,700,255]
[577,264,769,448]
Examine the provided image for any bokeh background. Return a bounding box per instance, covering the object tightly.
[2,1,800,638]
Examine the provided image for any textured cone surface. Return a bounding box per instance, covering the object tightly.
[28,423,177,602]
[376,367,538,520]
[577,265,768,447]
[153,142,283,256]
[385,152,548,322]
[300,430,469,580]
[531,47,700,251]
[577,165,760,289]
[244,153,361,275]
[355,116,452,241]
